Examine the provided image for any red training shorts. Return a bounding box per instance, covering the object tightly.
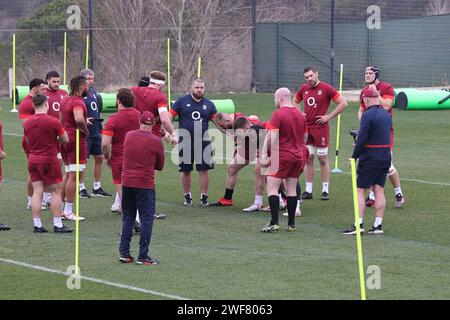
[28,160,63,185]
[306,126,329,148]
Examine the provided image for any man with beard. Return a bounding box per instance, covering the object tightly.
[42,71,67,208]
[169,78,217,208]
[60,76,89,221]
[18,78,47,210]
[293,67,348,201]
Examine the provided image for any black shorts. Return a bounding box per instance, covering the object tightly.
[357,166,389,189]
[178,139,214,172]
[87,136,102,157]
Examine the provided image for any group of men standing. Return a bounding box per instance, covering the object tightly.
[0,64,405,261]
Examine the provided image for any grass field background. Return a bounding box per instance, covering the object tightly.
[0,93,449,300]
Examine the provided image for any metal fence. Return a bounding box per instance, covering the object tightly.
[255,14,450,92]
[1,0,450,96]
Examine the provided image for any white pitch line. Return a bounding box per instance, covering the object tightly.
[4,132,450,187]
[0,257,189,300]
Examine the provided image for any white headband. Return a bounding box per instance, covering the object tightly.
[150,78,165,85]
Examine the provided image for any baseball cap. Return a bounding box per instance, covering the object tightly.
[140,111,155,125]
[362,85,379,98]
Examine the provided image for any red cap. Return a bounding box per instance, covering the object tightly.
[140,111,155,125]
[362,85,379,98]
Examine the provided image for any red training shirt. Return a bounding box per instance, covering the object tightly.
[121,130,165,189]
[130,86,168,137]
[266,106,307,162]
[23,114,65,163]
[45,88,67,120]
[102,108,141,162]
[60,95,87,139]
[294,81,340,128]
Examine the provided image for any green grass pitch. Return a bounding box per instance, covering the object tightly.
[0,93,449,300]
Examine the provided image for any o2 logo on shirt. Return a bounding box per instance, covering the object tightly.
[191,111,202,121]
[307,97,317,109]
[52,102,61,112]
[90,101,98,111]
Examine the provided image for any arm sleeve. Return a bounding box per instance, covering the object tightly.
[326,84,339,101]
[97,94,103,113]
[294,88,303,103]
[381,84,395,100]
[170,98,181,116]
[209,102,217,120]
[157,94,168,110]
[55,120,65,136]
[266,112,280,130]
[18,101,34,119]
[352,113,370,159]
[101,118,115,137]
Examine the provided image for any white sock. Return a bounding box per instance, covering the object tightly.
[305,182,313,194]
[185,192,192,198]
[43,192,52,203]
[53,217,63,228]
[135,211,140,223]
[254,195,263,206]
[369,191,375,200]
[64,202,73,215]
[359,218,363,225]
[114,192,121,207]
[322,182,329,193]
[394,187,402,196]
[201,193,208,199]
[79,183,86,191]
[297,200,301,208]
[374,217,383,227]
[93,181,101,190]
[33,218,42,228]
[27,196,32,206]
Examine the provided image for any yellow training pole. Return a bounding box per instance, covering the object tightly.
[332,64,344,173]
[75,129,80,275]
[197,56,201,78]
[350,158,366,300]
[167,38,171,109]
[11,33,17,113]
[63,32,67,85]
[85,34,89,69]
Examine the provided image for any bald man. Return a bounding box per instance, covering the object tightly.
[260,88,308,232]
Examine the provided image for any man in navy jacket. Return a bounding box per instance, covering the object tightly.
[342,85,391,235]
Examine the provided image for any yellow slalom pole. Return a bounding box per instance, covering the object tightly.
[197,56,201,78]
[167,38,171,109]
[11,33,17,112]
[63,32,67,85]
[85,34,89,69]
[332,64,344,173]
[350,158,366,300]
[75,129,80,275]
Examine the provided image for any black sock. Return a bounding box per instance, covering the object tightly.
[268,195,279,225]
[296,183,301,201]
[287,197,297,226]
[224,188,234,200]
[278,188,286,200]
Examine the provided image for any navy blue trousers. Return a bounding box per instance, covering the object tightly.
[119,186,155,259]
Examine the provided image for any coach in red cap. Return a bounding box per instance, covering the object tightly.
[342,85,391,236]
[119,111,165,265]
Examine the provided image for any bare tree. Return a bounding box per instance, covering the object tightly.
[93,0,164,86]
[426,0,450,15]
